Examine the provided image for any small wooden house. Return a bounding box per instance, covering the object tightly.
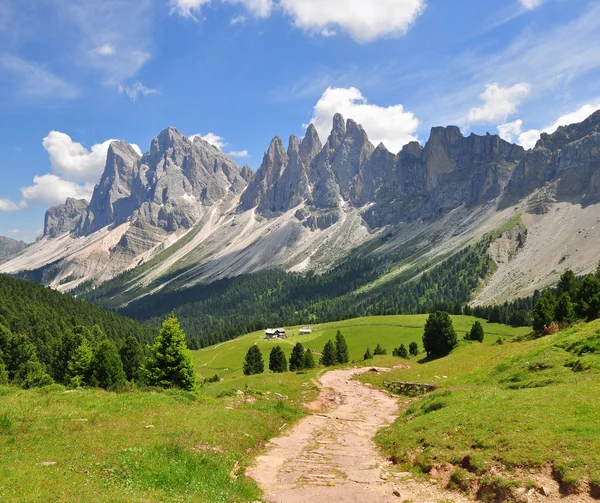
[265,328,286,339]
[299,327,312,335]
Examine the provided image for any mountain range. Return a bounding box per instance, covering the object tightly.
[3,110,600,308]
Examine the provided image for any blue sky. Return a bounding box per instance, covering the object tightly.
[1,0,600,241]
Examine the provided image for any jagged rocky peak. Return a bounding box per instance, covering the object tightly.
[44,198,89,238]
[288,134,300,155]
[299,123,322,165]
[240,164,255,183]
[400,141,423,159]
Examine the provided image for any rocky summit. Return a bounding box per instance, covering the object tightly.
[3,111,600,304]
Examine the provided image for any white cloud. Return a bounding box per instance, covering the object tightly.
[497,119,523,143]
[190,132,228,150]
[21,175,93,207]
[280,0,426,43]
[520,0,545,10]
[467,82,530,124]
[514,102,600,149]
[308,86,419,153]
[224,0,273,18]
[118,81,160,101]
[42,132,115,184]
[228,150,250,158]
[6,229,21,234]
[321,28,337,38]
[0,199,26,212]
[93,44,116,56]
[0,53,78,101]
[230,15,247,25]
[169,0,211,20]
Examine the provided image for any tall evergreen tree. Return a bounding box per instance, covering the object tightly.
[243,345,264,375]
[144,315,196,390]
[335,331,349,364]
[558,269,578,297]
[269,346,287,373]
[555,293,576,324]
[120,336,145,382]
[422,311,458,357]
[90,340,126,390]
[532,291,557,333]
[66,339,93,387]
[320,340,338,367]
[363,347,373,360]
[577,275,600,321]
[289,342,305,372]
[303,348,316,369]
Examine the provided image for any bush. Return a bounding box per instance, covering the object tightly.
[409,342,419,356]
[466,321,484,342]
[393,344,408,358]
[13,361,54,389]
[423,312,458,357]
[243,345,264,375]
[373,343,387,355]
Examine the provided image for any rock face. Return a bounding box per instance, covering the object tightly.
[44,198,89,238]
[0,236,29,264]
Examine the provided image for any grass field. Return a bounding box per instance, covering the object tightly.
[359,319,600,498]
[0,314,539,502]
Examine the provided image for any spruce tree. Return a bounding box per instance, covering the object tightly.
[577,275,600,321]
[243,345,264,375]
[555,293,576,324]
[90,340,126,390]
[396,344,408,358]
[289,342,305,372]
[67,339,93,387]
[422,311,458,357]
[409,342,419,356]
[532,291,557,332]
[320,340,338,367]
[120,335,145,382]
[468,321,484,343]
[269,346,287,373]
[303,348,316,369]
[144,315,196,390]
[335,331,349,364]
[373,343,387,355]
[363,347,373,360]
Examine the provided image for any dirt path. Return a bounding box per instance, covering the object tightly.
[247,367,468,503]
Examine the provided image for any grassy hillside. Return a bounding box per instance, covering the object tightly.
[0,314,526,502]
[360,319,600,500]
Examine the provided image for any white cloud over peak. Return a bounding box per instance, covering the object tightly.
[42,132,116,184]
[308,87,419,153]
[118,81,160,101]
[190,132,228,150]
[21,175,93,207]
[496,119,524,143]
[280,0,426,43]
[228,150,250,158]
[520,0,545,10]
[467,82,531,124]
[0,199,26,212]
[506,102,600,149]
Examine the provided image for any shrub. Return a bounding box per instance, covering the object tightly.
[447,467,472,493]
[373,343,387,355]
[466,321,484,342]
[393,344,408,358]
[409,342,419,356]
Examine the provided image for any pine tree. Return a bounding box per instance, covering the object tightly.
[269,346,287,373]
[532,291,557,332]
[467,321,484,343]
[320,340,338,367]
[396,344,408,358]
[144,315,196,390]
[577,275,600,321]
[558,269,578,297]
[335,331,349,364]
[243,345,264,375]
[90,340,126,390]
[555,293,576,324]
[120,335,145,382]
[363,347,373,360]
[409,342,419,356]
[289,342,305,372]
[422,311,458,357]
[66,339,93,387]
[373,343,387,355]
[303,348,316,369]
[14,360,54,389]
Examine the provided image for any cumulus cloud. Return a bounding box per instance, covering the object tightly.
[497,119,524,143]
[280,0,425,42]
[520,0,545,10]
[21,175,93,207]
[118,81,159,101]
[0,199,26,212]
[230,15,247,25]
[190,132,228,150]
[169,0,211,20]
[467,82,531,124]
[93,44,116,56]
[42,131,116,184]
[308,87,419,153]
[224,0,273,18]
[228,150,250,158]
